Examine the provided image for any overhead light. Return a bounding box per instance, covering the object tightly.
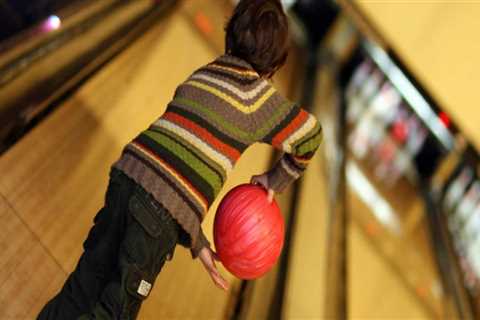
[43,15,61,31]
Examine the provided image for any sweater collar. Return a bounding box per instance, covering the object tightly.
[216,54,259,75]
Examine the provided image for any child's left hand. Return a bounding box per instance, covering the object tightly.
[198,247,229,291]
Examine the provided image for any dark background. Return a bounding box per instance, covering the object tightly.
[0,0,71,42]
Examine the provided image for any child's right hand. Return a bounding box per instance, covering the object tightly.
[250,173,275,203]
[198,247,229,291]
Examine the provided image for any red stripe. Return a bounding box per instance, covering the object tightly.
[163,112,241,161]
[294,154,312,161]
[132,141,209,208]
[272,110,309,148]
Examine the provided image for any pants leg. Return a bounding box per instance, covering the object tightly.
[78,184,179,320]
[38,169,133,320]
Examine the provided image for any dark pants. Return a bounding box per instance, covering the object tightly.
[38,169,180,320]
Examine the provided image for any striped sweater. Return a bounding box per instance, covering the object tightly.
[113,54,322,257]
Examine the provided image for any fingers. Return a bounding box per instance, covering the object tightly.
[251,175,275,203]
[267,189,274,203]
[251,174,268,189]
[251,174,264,185]
[210,269,229,291]
[199,248,229,291]
[206,260,229,291]
[200,249,216,269]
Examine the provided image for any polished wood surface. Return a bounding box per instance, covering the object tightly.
[282,148,329,319]
[281,153,432,319]
[282,65,436,319]
[351,1,480,150]
[0,195,66,319]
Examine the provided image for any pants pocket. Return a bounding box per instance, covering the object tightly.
[125,264,151,301]
[122,190,178,297]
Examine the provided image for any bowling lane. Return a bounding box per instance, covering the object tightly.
[0,2,283,318]
[0,196,66,319]
[283,62,433,318]
[282,139,330,319]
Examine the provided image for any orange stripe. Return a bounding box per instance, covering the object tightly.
[293,156,310,165]
[272,110,309,148]
[163,112,241,161]
[132,141,209,210]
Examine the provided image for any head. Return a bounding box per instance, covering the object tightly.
[225,0,289,78]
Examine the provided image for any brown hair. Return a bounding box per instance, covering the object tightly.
[225,0,289,78]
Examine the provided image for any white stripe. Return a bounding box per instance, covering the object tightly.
[128,144,208,211]
[282,115,317,153]
[280,157,301,179]
[153,119,233,172]
[191,73,269,100]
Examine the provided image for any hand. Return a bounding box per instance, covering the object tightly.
[198,247,229,291]
[250,173,274,203]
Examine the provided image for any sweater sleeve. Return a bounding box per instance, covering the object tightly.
[259,92,322,193]
[190,226,211,259]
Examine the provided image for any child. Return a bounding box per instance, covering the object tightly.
[38,0,322,319]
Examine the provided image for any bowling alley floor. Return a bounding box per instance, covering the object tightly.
[0,1,438,319]
[283,152,434,319]
[282,44,442,318]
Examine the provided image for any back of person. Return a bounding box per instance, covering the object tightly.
[38,1,322,319]
[113,52,322,255]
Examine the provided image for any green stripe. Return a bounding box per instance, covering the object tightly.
[143,130,223,195]
[297,131,322,156]
[173,97,293,142]
[253,101,293,140]
[149,125,227,181]
[168,105,246,151]
[292,122,322,151]
[136,134,214,203]
[174,97,251,140]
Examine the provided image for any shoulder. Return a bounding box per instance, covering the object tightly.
[262,83,321,129]
[258,79,298,113]
[175,55,268,99]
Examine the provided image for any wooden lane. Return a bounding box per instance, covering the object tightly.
[282,148,433,319]
[281,68,434,319]
[348,219,431,319]
[282,147,329,319]
[0,195,66,319]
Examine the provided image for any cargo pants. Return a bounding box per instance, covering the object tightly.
[38,168,180,319]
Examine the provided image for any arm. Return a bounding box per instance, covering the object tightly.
[260,99,322,193]
[190,227,211,258]
[192,227,229,291]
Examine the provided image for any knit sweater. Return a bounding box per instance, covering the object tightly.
[113,54,322,257]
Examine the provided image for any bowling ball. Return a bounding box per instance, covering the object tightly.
[214,184,285,279]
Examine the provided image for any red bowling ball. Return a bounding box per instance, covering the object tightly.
[214,184,285,279]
